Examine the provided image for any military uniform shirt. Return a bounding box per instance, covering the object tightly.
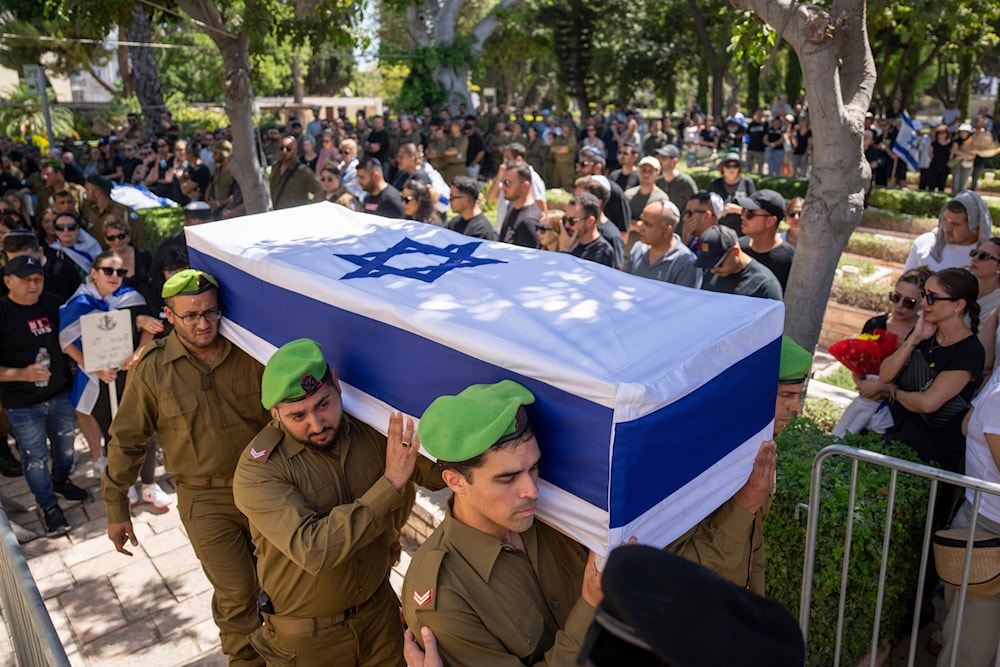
[82,199,146,250]
[403,503,593,666]
[103,332,269,523]
[233,416,413,618]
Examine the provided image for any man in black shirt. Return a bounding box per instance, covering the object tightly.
[745,108,768,175]
[736,189,795,294]
[0,257,89,537]
[446,176,496,240]
[559,193,615,268]
[497,162,541,248]
[608,144,639,192]
[358,157,405,219]
[364,115,391,177]
[575,147,630,233]
[2,230,80,302]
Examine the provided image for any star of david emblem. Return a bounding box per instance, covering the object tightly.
[335,238,505,283]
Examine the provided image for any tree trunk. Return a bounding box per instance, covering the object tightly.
[118,43,133,98]
[433,64,471,113]
[710,64,725,117]
[732,0,875,354]
[291,52,304,103]
[178,0,270,214]
[745,64,760,112]
[124,4,165,139]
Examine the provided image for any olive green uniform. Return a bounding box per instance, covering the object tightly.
[524,137,545,177]
[549,134,577,191]
[403,502,594,666]
[665,496,769,595]
[234,415,440,666]
[103,333,270,666]
[443,135,469,184]
[425,138,449,175]
[81,199,146,250]
[269,162,322,209]
[36,181,85,211]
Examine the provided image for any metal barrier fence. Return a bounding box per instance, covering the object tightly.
[0,508,70,666]
[800,444,1000,667]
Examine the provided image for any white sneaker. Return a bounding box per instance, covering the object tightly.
[93,456,108,476]
[128,485,140,506]
[141,483,173,509]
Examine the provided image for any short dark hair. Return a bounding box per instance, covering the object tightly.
[944,199,968,217]
[2,230,38,254]
[504,161,531,184]
[506,142,526,160]
[452,175,479,200]
[574,176,609,204]
[570,192,602,220]
[435,428,534,483]
[358,156,383,174]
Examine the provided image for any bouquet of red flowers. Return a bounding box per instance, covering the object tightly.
[828,329,899,377]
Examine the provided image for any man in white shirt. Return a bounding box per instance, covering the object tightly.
[904,190,992,272]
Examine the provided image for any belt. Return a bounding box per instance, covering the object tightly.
[174,475,233,489]
[263,585,384,634]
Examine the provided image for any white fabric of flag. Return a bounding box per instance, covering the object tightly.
[892,111,920,171]
[186,203,784,557]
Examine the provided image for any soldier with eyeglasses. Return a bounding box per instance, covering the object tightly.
[103,269,271,666]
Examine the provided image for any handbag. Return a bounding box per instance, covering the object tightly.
[933,528,1000,597]
[894,348,969,428]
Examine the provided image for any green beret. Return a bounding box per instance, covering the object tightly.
[418,380,535,462]
[161,269,219,299]
[45,160,65,171]
[779,335,812,384]
[86,173,113,195]
[261,338,331,409]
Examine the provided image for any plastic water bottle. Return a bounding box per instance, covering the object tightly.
[35,347,50,388]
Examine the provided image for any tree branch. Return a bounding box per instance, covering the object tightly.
[832,0,875,117]
[470,0,522,56]
[433,0,462,44]
[686,0,717,62]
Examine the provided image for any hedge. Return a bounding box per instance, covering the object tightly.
[136,207,184,254]
[769,419,931,667]
[844,232,911,264]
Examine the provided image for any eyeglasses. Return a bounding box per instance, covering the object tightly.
[787,210,802,218]
[281,145,295,152]
[97,266,127,277]
[402,196,415,203]
[970,248,1000,263]
[562,216,581,226]
[576,161,591,168]
[683,209,708,218]
[741,210,770,219]
[169,308,223,326]
[501,179,514,187]
[889,291,918,309]
[920,290,961,305]
[105,232,128,242]
[54,223,78,232]
[537,226,554,233]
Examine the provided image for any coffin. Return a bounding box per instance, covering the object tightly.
[186,202,784,557]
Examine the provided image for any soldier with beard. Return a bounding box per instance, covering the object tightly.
[233,338,442,667]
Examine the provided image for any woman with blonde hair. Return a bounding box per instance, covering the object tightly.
[538,209,564,252]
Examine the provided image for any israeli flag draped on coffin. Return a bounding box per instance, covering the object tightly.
[186,201,784,557]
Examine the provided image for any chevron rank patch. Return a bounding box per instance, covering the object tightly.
[249,447,269,460]
[413,589,433,607]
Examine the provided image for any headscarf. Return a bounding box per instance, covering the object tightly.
[931,190,992,262]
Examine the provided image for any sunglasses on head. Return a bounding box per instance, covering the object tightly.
[54,223,78,232]
[970,248,1000,263]
[97,266,127,277]
[105,232,128,242]
[889,291,917,309]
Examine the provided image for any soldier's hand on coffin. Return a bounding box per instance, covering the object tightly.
[582,550,604,607]
[733,440,776,514]
[385,411,420,491]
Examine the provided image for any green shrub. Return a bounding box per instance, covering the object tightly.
[869,188,1000,228]
[768,420,931,667]
[860,207,937,235]
[802,397,846,433]
[830,277,891,312]
[816,365,855,392]
[137,207,184,254]
[845,232,911,264]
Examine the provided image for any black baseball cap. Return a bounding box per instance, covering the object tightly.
[4,255,43,278]
[735,189,786,222]
[694,225,738,270]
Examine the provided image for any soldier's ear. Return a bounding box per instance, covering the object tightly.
[441,468,466,494]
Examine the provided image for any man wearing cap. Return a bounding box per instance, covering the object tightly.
[654,145,697,216]
[81,174,146,250]
[624,156,670,226]
[103,269,270,666]
[736,189,795,293]
[667,336,811,594]
[403,380,603,666]
[625,200,701,288]
[2,229,80,302]
[233,339,442,666]
[696,225,782,301]
[207,140,244,220]
[0,256,86,537]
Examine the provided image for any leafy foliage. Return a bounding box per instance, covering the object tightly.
[769,420,932,667]
[136,205,184,253]
[0,84,77,140]
[830,274,894,311]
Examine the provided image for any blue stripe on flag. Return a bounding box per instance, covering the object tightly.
[892,111,920,171]
[608,337,780,527]
[190,249,614,509]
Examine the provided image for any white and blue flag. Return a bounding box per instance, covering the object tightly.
[892,110,921,171]
[186,203,784,557]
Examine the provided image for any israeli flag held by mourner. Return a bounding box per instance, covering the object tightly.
[186,202,784,557]
[892,110,921,171]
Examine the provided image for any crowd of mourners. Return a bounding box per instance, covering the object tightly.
[1,95,1000,666]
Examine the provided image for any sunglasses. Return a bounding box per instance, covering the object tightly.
[54,223,78,232]
[576,161,591,168]
[537,226,554,233]
[97,266,128,277]
[920,290,961,305]
[970,248,1000,263]
[402,196,415,203]
[741,210,770,219]
[889,291,918,309]
[105,232,128,242]
[501,179,514,187]
[562,216,581,226]
[281,145,295,152]
[787,210,802,218]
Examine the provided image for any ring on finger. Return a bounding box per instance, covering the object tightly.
[401,441,411,448]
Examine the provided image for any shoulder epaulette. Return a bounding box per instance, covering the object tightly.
[407,549,446,611]
[244,424,283,463]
